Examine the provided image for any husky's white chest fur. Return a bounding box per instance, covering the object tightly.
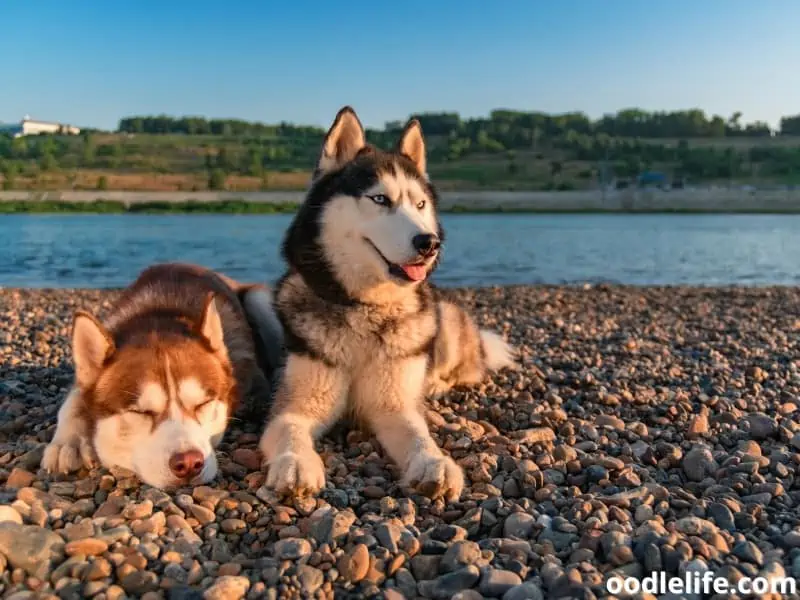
[276,272,438,368]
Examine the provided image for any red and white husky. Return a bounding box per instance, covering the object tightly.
[41,263,282,489]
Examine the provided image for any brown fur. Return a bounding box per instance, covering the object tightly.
[427,301,486,393]
[42,262,273,483]
[86,262,262,422]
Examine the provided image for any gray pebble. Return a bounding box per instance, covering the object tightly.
[0,523,64,579]
[296,565,324,594]
[732,540,764,566]
[440,540,481,573]
[503,513,535,538]
[426,565,480,600]
[503,582,545,600]
[480,568,522,597]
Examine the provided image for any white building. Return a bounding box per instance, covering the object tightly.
[0,116,81,137]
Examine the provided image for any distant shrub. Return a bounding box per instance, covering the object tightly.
[208,169,226,190]
[40,154,58,172]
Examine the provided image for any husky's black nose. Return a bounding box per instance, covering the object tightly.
[413,233,441,257]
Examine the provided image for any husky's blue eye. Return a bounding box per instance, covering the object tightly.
[368,194,390,206]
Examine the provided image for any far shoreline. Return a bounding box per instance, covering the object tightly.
[3,188,800,214]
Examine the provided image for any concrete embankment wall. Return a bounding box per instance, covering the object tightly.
[2,188,800,212]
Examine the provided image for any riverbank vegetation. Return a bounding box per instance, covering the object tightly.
[1,109,799,192]
[0,199,300,214]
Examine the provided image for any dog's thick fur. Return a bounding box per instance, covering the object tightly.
[41,263,281,489]
[259,107,517,501]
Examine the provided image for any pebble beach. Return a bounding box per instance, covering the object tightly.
[2,285,800,600]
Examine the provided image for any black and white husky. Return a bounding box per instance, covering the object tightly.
[259,107,517,501]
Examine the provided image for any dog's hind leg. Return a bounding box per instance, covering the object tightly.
[426,301,517,398]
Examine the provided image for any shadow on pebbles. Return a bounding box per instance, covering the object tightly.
[1,285,800,599]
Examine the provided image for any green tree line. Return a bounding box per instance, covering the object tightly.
[2,107,800,191]
[114,108,800,184]
[118,108,800,138]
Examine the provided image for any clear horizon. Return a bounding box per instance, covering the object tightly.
[2,0,799,131]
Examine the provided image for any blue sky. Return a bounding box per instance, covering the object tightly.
[2,0,798,130]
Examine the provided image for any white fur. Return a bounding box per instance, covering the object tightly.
[41,388,97,473]
[362,173,438,266]
[353,355,462,500]
[93,376,228,489]
[262,413,328,493]
[319,173,439,300]
[177,377,206,408]
[43,367,234,488]
[259,355,349,494]
[480,330,519,371]
[139,382,168,413]
[261,333,464,500]
[367,203,428,264]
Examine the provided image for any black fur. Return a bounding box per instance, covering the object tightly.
[282,147,444,308]
[272,272,340,366]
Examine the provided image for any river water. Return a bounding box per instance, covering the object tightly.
[1,213,799,288]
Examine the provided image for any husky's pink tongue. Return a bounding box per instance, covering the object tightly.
[401,264,427,281]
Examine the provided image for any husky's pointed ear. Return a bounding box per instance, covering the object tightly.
[397,118,427,176]
[317,106,366,175]
[198,293,228,359]
[73,311,114,388]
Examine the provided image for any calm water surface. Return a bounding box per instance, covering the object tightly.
[1,213,800,288]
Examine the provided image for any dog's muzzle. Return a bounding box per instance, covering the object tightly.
[364,238,434,283]
[412,233,441,259]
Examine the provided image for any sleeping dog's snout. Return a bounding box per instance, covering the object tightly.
[412,233,440,258]
[169,449,205,479]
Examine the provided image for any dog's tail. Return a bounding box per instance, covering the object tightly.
[238,285,285,378]
[479,329,519,372]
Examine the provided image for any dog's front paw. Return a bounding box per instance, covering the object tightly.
[41,437,97,474]
[425,377,452,400]
[404,451,464,502]
[265,450,326,496]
